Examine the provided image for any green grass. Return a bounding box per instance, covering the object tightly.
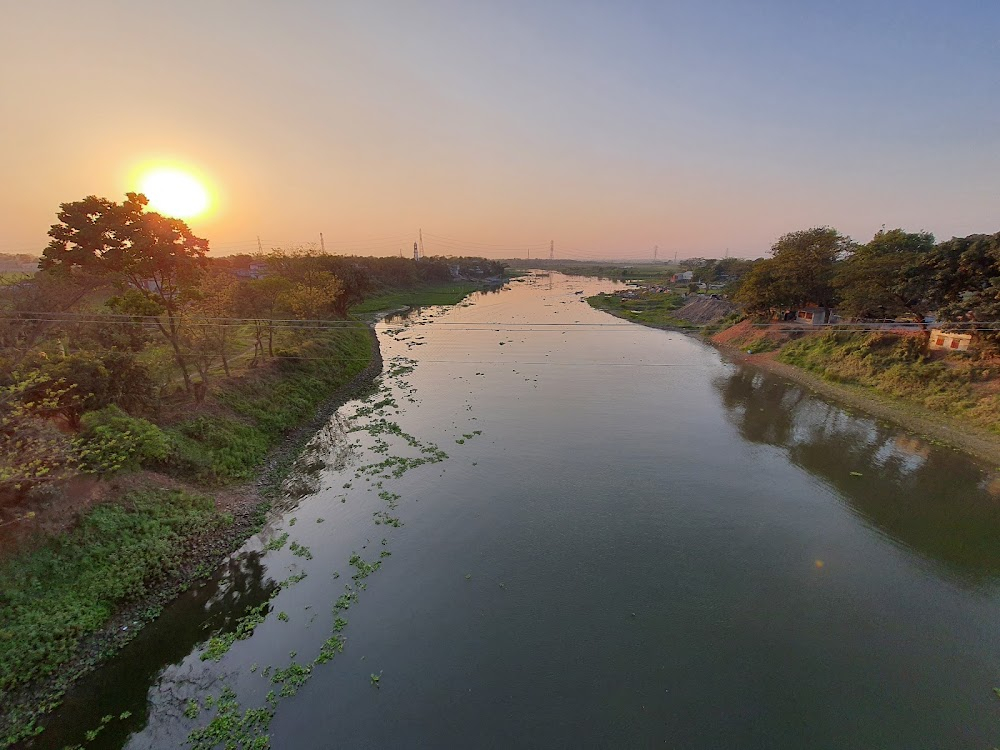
[166,324,373,484]
[778,330,1000,432]
[587,290,692,328]
[350,282,481,313]
[0,489,225,699]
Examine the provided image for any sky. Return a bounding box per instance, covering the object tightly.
[1,0,998,260]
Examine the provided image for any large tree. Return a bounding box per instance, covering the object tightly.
[835,228,935,324]
[734,227,852,317]
[41,193,208,392]
[921,232,1000,347]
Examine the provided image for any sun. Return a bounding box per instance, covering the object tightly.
[137,167,211,219]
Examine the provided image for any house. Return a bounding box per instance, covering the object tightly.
[671,271,694,283]
[232,261,268,280]
[795,307,832,325]
[928,328,971,352]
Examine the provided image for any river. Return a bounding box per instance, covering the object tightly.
[36,273,1000,749]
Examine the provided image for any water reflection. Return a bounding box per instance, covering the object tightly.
[280,415,356,505]
[715,367,1000,584]
[33,552,278,749]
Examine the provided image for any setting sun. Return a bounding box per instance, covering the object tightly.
[137,167,210,219]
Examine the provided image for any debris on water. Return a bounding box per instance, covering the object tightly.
[850,471,863,477]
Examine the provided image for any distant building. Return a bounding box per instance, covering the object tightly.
[671,271,694,283]
[232,261,268,279]
[929,328,972,352]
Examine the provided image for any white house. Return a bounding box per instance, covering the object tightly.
[929,328,972,352]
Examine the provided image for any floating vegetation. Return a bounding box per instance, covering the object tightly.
[349,552,383,581]
[264,532,290,552]
[373,511,403,527]
[183,330,481,749]
[185,687,274,750]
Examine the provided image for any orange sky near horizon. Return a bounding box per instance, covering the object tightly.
[2,2,997,261]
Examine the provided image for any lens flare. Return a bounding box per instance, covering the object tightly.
[137,167,210,219]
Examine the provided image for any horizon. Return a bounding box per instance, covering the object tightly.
[2,1,997,260]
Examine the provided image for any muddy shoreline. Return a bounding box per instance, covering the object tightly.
[5,327,384,747]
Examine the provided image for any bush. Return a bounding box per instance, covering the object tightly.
[74,406,171,475]
[166,416,269,483]
[0,489,222,695]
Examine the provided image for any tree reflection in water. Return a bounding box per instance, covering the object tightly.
[714,367,1000,585]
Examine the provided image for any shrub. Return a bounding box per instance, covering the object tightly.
[74,406,171,475]
[0,489,222,695]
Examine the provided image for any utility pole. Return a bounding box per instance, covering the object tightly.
[654,244,658,261]
[320,232,326,253]
[674,251,678,264]
[549,240,554,261]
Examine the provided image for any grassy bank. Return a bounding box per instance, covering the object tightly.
[0,489,226,745]
[0,322,378,747]
[350,281,482,314]
[587,290,693,329]
[165,324,373,484]
[777,330,1000,434]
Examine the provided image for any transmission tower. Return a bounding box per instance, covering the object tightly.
[549,240,554,260]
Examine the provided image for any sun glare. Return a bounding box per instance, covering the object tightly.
[137,167,210,219]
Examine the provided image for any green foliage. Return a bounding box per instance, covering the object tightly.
[836,228,935,320]
[0,373,77,495]
[586,290,690,329]
[74,405,171,475]
[350,281,481,314]
[778,331,1000,430]
[735,227,852,316]
[167,416,269,483]
[0,489,222,695]
[22,351,156,427]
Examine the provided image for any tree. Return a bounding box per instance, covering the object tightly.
[283,271,344,320]
[232,276,293,362]
[836,228,935,324]
[41,193,208,393]
[733,259,787,317]
[734,228,852,317]
[0,271,98,371]
[921,232,1000,347]
[188,271,239,378]
[0,374,77,497]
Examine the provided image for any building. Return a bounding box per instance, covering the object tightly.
[929,328,972,352]
[671,271,694,283]
[795,307,832,325]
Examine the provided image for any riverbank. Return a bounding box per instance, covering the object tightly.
[586,292,1000,467]
[350,281,485,314]
[0,326,384,748]
[712,338,1000,468]
[586,290,696,331]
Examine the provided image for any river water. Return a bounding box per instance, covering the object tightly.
[36,273,1000,749]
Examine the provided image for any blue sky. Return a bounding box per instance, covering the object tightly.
[1,0,997,257]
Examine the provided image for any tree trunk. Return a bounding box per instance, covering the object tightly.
[220,328,231,377]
